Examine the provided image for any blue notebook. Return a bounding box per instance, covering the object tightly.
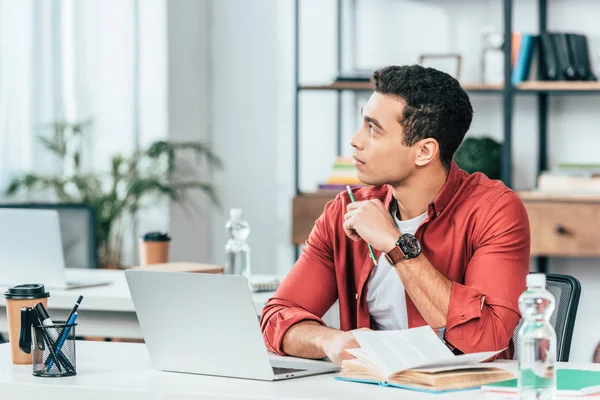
[334,376,484,394]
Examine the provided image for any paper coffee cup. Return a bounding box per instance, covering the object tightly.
[139,232,171,266]
[4,284,50,364]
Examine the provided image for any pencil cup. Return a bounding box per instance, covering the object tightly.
[32,321,77,377]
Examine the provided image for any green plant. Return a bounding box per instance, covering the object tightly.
[4,120,222,268]
[453,136,502,179]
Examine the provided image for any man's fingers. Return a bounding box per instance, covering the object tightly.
[342,219,361,241]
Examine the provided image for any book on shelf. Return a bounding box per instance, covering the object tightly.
[318,156,363,191]
[512,31,596,84]
[335,326,514,393]
[537,168,600,193]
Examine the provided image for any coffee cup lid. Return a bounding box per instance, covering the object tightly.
[4,284,50,300]
[140,231,171,242]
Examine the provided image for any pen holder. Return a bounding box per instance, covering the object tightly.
[32,321,77,377]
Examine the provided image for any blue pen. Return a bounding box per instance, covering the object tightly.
[46,312,77,372]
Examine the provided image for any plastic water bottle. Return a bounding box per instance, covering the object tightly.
[224,208,251,278]
[517,273,557,400]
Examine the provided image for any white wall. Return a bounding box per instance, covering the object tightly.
[198,0,600,362]
[166,0,213,263]
[209,0,296,275]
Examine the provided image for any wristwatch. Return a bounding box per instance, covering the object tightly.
[384,233,422,266]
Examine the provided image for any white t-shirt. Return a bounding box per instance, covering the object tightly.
[366,203,427,330]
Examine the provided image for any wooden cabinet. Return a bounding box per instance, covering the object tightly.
[292,192,337,245]
[520,192,600,257]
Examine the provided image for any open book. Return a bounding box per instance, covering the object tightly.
[336,326,515,393]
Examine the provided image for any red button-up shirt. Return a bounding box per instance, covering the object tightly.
[260,162,530,359]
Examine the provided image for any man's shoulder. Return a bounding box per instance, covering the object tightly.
[460,171,522,208]
[457,172,528,235]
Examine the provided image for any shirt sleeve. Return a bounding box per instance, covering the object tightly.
[443,191,530,356]
[259,197,340,355]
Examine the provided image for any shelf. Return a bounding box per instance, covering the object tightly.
[516,81,600,93]
[299,81,503,93]
[300,81,600,95]
[519,191,600,203]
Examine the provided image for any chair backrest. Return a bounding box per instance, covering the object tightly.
[512,273,581,362]
[0,203,98,269]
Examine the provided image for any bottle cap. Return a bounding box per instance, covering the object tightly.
[230,208,243,221]
[526,273,546,288]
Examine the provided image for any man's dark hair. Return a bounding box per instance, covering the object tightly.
[370,65,473,170]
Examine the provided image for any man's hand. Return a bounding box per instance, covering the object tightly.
[321,329,369,365]
[343,199,399,252]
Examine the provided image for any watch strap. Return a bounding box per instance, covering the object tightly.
[384,244,405,266]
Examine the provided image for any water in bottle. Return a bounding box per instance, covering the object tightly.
[517,273,557,400]
[224,208,251,278]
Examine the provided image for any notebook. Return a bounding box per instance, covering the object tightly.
[335,326,514,393]
[482,369,600,398]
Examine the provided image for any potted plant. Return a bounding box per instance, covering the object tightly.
[4,120,222,268]
[453,136,502,179]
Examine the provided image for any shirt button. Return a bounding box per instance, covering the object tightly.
[355,293,358,300]
[437,212,440,216]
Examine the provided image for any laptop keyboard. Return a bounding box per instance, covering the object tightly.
[272,366,307,375]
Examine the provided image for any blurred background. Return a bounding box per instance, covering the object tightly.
[1,0,600,363]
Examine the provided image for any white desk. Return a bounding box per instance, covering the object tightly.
[0,340,532,400]
[0,269,278,339]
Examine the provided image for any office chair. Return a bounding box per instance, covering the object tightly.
[0,203,98,269]
[512,273,581,362]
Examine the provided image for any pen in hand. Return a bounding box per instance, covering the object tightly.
[346,185,378,265]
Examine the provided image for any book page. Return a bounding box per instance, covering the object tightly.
[353,326,505,377]
[353,326,452,376]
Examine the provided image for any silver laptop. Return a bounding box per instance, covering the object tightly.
[125,269,340,381]
[0,209,111,290]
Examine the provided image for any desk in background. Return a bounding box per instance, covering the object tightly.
[0,269,285,339]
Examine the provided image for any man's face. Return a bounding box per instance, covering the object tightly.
[350,92,416,186]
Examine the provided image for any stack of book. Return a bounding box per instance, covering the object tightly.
[537,164,600,193]
[511,32,596,85]
[318,157,363,191]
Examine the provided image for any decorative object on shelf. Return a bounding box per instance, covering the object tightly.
[453,136,502,180]
[4,120,222,269]
[480,26,505,84]
[418,53,462,80]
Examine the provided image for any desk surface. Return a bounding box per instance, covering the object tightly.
[0,340,529,400]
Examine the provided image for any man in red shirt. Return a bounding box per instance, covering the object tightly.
[260,65,530,365]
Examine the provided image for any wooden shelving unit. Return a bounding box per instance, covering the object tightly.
[293,0,600,270]
[517,81,600,92]
[300,81,504,93]
[292,192,338,245]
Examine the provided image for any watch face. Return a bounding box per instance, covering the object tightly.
[400,234,421,258]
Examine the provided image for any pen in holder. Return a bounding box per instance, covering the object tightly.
[32,320,77,377]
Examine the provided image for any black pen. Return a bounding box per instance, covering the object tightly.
[66,296,83,323]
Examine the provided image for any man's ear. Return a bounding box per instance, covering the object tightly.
[415,138,440,167]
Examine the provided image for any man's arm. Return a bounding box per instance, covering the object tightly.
[393,256,452,329]
[260,197,340,358]
[344,192,530,355]
[281,321,363,365]
[437,192,530,354]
